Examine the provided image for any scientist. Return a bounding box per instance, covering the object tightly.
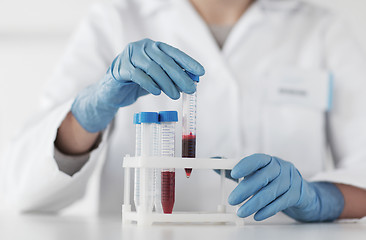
[4,0,366,221]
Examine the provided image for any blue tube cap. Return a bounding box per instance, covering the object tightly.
[186,71,199,82]
[133,113,140,124]
[159,111,178,122]
[139,112,159,123]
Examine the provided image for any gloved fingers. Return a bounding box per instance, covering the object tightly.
[119,49,162,96]
[130,68,161,96]
[253,184,301,221]
[157,41,205,76]
[146,43,197,94]
[228,160,281,206]
[133,49,180,99]
[136,87,150,98]
[236,173,291,218]
[231,154,272,179]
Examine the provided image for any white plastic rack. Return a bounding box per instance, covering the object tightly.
[122,155,245,226]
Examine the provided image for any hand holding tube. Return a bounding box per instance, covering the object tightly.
[71,38,205,133]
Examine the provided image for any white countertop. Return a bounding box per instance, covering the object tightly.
[1,213,366,240]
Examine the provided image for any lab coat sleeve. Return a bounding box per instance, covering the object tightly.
[311,16,366,189]
[4,100,108,212]
[3,2,124,212]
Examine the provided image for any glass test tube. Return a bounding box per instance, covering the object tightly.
[133,113,141,210]
[137,112,159,213]
[159,111,178,214]
[182,72,199,178]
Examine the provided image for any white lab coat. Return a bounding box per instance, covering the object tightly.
[4,0,366,216]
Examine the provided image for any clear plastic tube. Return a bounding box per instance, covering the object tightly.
[154,122,162,214]
[182,80,197,178]
[135,120,141,157]
[158,111,177,214]
[133,113,141,210]
[136,112,159,213]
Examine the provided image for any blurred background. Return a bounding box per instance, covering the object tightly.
[1,0,366,214]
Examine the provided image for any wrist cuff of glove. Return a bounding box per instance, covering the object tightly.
[310,182,345,222]
[286,181,345,222]
[71,96,118,133]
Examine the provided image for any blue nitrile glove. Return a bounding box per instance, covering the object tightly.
[228,154,345,222]
[71,38,205,133]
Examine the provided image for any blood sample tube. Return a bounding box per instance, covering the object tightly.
[159,111,178,214]
[136,112,159,213]
[182,72,199,178]
[133,113,141,211]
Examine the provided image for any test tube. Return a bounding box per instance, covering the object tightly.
[133,113,141,210]
[182,72,199,178]
[137,112,159,213]
[159,111,178,214]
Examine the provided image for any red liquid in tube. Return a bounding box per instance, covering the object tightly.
[161,171,175,214]
[182,133,196,178]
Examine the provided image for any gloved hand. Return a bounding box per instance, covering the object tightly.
[228,154,344,222]
[71,38,205,133]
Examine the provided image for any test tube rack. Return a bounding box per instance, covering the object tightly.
[122,155,245,226]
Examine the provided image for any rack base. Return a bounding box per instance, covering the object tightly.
[122,205,245,226]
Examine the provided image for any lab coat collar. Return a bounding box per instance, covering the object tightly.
[222,1,264,56]
[223,0,302,56]
[134,0,302,79]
